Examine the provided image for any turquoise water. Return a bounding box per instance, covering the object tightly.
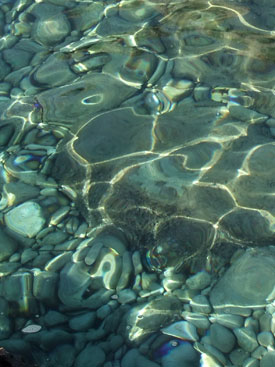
[0,0,275,366]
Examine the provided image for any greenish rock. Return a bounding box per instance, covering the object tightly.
[123,296,182,344]
[44,310,68,327]
[243,357,259,367]
[3,47,32,70]
[32,253,52,268]
[0,262,20,276]
[181,311,210,329]
[260,352,275,367]
[210,247,275,313]
[33,270,58,305]
[186,271,212,290]
[74,344,105,367]
[233,327,258,352]
[33,13,71,46]
[21,248,37,264]
[209,323,236,353]
[38,73,135,132]
[96,305,111,320]
[47,344,75,367]
[41,230,68,246]
[44,252,73,272]
[40,330,73,351]
[252,346,267,359]
[0,315,12,339]
[132,251,143,275]
[3,182,40,206]
[257,331,274,347]
[68,312,96,331]
[0,57,11,80]
[259,313,272,332]
[109,334,124,351]
[67,2,104,31]
[32,53,76,87]
[121,348,160,367]
[116,251,133,291]
[190,294,212,314]
[0,228,18,261]
[0,124,14,146]
[209,314,244,329]
[58,262,91,308]
[5,201,46,238]
[117,289,137,304]
[229,348,250,366]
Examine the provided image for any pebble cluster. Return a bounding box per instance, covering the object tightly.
[1,0,275,367]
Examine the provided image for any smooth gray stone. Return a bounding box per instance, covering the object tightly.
[40,330,73,351]
[3,272,35,312]
[109,334,124,351]
[229,348,250,366]
[3,47,32,70]
[121,348,159,367]
[260,352,275,367]
[33,270,58,305]
[21,248,37,264]
[252,346,267,359]
[186,271,212,290]
[190,294,212,314]
[75,344,105,367]
[32,53,76,87]
[257,331,274,347]
[162,342,200,367]
[32,253,52,268]
[194,342,227,366]
[0,315,12,339]
[173,288,199,302]
[84,241,104,266]
[181,311,210,329]
[43,310,68,327]
[210,247,275,313]
[69,312,96,331]
[3,182,40,206]
[83,289,114,310]
[41,230,68,246]
[209,314,244,329]
[45,251,73,272]
[233,327,258,352]
[0,228,18,262]
[33,12,71,46]
[0,57,11,79]
[96,305,111,320]
[47,344,75,367]
[243,357,259,367]
[5,201,45,238]
[58,262,91,308]
[117,289,137,304]
[0,262,20,276]
[132,251,143,275]
[244,317,259,333]
[67,2,104,31]
[116,251,133,291]
[259,313,272,332]
[0,124,13,146]
[209,323,236,353]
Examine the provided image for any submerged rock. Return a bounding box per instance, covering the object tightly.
[210,247,275,313]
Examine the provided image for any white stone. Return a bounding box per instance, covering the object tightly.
[5,201,45,238]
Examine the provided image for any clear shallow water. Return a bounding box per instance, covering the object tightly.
[0,0,275,366]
